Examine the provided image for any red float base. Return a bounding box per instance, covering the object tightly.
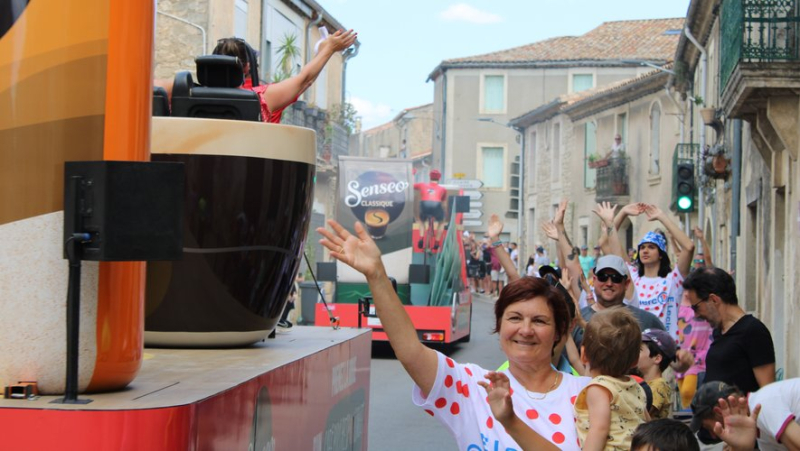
[0,327,371,451]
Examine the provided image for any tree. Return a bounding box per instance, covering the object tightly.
[272,33,301,82]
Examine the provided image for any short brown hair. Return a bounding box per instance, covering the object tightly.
[582,308,641,377]
[493,277,570,345]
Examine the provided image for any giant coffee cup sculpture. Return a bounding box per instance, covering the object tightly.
[145,117,315,347]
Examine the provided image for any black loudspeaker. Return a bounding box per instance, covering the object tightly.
[449,195,470,213]
[316,262,337,281]
[64,161,185,261]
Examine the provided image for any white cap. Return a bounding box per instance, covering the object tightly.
[594,255,629,277]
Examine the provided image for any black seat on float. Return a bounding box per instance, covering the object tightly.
[170,55,261,122]
[153,86,170,116]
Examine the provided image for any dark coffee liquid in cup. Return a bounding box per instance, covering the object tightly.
[365,208,390,239]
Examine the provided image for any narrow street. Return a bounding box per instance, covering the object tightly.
[367,294,504,451]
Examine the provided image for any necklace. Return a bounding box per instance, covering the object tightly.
[524,371,561,400]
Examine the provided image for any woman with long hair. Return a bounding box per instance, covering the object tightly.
[613,203,695,338]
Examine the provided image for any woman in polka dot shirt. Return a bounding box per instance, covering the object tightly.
[613,203,695,340]
[318,220,590,451]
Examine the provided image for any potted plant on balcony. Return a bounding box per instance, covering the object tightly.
[702,144,731,180]
[587,153,609,168]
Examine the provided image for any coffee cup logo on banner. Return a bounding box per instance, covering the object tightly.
[344,171,409,239]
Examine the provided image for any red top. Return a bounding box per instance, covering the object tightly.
[241,79,296,124]
[414,182,447,202]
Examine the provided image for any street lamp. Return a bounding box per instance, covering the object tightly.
[477,117,526,275]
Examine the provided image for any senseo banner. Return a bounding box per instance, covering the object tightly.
[336,157,413,282]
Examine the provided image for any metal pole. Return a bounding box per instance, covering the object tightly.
[517,127,526,275]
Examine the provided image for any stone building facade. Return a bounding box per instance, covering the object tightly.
[674,0,800,378]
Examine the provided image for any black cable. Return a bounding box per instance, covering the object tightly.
[303,251,339,329]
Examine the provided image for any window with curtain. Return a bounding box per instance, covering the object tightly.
[481,147,504,188]
[650,103,661,175]
[483,75,505,112]
[585,122,597,188]
[617,112,627,144]
[572,74,593,93]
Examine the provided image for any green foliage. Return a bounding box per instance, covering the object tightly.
[327,102,358,134]
[272,33,301,82]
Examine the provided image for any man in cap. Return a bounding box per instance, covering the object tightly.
[691,379,800,450]
[572,255,666,349]
[682,267,775,396]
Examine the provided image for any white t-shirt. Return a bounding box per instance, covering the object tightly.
[412,351,589,450]
[749,379,800,451]
[628,264,683,339]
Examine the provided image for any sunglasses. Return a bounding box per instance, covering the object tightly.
[595,272,626,284]
[690,298,709,313]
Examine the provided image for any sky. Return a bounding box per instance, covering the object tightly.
[321,0,691,131]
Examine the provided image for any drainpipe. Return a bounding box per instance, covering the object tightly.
[685,26,708,232]
[341,41,360,105]
[157,10,207,54]
[730,119,742,270]
[440,68,448,176]
[303,12,324,103]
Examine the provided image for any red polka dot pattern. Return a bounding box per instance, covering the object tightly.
[450,402,460,415]
[435,398,447,408]
[446,357,455,368]
[462,384,470,398]
[549,413,562,424]
[552,432,565,444]
[486,416,494,428]
[444,375,453,388]
[465,367,473,377]
[456,381,463,394]
[425,409,434,416]
[570,396,577,405]
[526,409,539,419]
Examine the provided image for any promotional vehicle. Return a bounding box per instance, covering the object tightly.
[315,157,473,344]
[0,3,369,449]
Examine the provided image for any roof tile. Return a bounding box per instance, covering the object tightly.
[445,18,684,65]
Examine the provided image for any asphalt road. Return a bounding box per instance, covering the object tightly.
[367,293,505,451]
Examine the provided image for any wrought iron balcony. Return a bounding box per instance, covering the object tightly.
[720,0,800,94]
[281,102,350,165]
[595,157,630,203]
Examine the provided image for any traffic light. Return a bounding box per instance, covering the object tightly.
[675,162,695,212]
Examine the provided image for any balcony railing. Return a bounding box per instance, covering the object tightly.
[595,157,630,202]
[721,0,800,93]
[281,102,350,164]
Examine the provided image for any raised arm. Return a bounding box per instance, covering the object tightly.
[552,200,582,292]
[693,226,714,268]
[645,204,695,277]
[264,29,357,113]
[593,202,624,259]
[613,202,645,230]
[713,395,761,451]
[318,219,438,395]
[487,214,521,282]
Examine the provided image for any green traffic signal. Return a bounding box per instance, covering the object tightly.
[674,161,696,213]
[677,195,693,211]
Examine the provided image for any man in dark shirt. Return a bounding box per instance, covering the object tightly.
[683,267,775,394]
